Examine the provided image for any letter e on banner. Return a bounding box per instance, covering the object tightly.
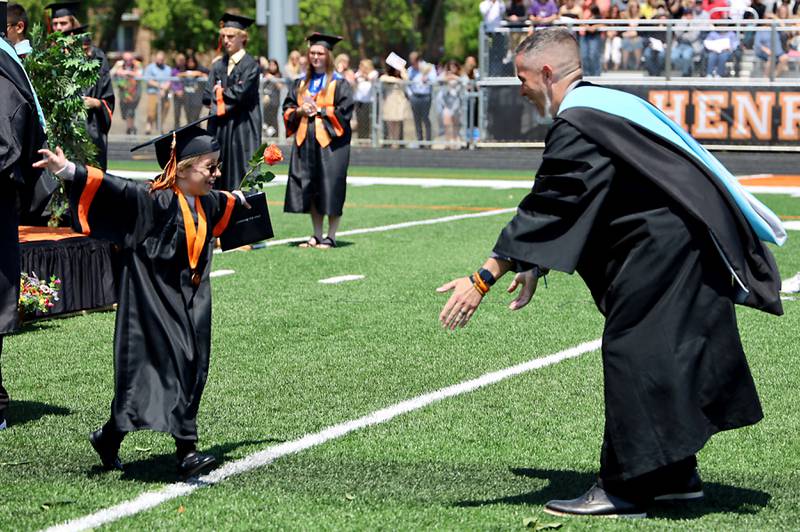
[691,91,729,140]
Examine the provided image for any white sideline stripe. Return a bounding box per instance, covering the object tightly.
[319,274,365,284]
[783,221,800,231]
[44,339,602,532]
[109,170,800,195]
[209,269,235,278]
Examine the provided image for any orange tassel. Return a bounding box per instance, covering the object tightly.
[151,133,178,191]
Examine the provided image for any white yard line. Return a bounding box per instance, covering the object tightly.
[109,170,800,195]
[783,221,800,231]
[319,275,365,284]
[44,339,601,532]
[209,269,235,278]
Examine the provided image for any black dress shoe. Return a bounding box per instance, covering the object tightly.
[544,484,647,518]
[177,451,217,479]
[89,429,123,471]
[652,468,704,502]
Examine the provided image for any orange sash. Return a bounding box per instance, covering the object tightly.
[174,187,208,284]
[77,167,104,235]
[294,79,343,148]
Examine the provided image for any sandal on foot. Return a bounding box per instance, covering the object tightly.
[299,236,322,248]
[318,237,337,249]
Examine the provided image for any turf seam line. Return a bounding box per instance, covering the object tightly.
[44,338,602,532]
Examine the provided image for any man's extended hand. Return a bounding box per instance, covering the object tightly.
[507,270,538,310]
[437,277,484,330]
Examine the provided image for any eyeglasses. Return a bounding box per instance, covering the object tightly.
[205,163,222,174]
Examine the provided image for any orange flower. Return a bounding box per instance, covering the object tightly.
[263,144,284,166]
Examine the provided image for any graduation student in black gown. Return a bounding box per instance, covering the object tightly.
[283,33,354,249]
[437,28,784,518]
[201,13,262,191]
[47,2,115,170]
[34,120,248,478]
[0,32,51,431]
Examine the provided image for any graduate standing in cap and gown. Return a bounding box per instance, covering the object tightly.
[0,9,52,430]
[282,33,354,249]
[438,28,785,518]
[201,13,261,191]
[47,2,115,170]
[34,118,249,478]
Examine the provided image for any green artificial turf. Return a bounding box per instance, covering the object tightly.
[1,187,798,530]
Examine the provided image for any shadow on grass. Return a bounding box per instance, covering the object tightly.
[455,468,770,518]
[88,437,286,483]
[6,400,71,427]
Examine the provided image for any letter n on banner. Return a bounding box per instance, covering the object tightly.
[731,91,775,141]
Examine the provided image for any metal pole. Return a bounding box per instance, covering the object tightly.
[268,0,288,68]
[769,21,777,82]
[665,21,673,80]
[479,23,488,80]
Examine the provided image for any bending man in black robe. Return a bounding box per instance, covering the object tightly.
[437,28,784,518]
[201,13,262,191]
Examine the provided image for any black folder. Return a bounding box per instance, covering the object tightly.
[219,192,274,251]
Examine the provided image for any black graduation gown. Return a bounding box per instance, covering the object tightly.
[283,77,353,216]
[493,117,780,480]
[66,166,238,440]
[85,47,115,171]
[201,53,262,191]
[0,49,49,336]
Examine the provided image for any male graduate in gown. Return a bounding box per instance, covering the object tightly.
[34,119,248,478]
[437,28,785,518]
[202,13,262,191]
[47,2,115,170]
[0,17,52,430]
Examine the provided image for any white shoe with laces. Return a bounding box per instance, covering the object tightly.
[781,272,800,293]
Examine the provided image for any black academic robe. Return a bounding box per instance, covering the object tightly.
[283,77,354,216]
[85,47,115,171]
[66,166,239,440]
[493,114,779,480]
[201,53,262,191]
[0,49,49,336]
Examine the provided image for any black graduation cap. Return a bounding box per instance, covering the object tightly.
[46,2,81,19]
[131,115,220,169]
[220,13,255,31]
[63,24,89,37]
[306,32,343,50]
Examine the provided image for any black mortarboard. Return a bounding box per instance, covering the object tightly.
[131,115,220,169]
[46,2,81,19]
[63,24,89,37]
[306,32,343,50]
[220,13,254,31]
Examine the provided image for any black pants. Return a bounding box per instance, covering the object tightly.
[409,94,432,142]
[0,336,8,415]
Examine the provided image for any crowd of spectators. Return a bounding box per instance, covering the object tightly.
[481,0,800,77]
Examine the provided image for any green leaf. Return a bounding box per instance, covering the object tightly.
[41,500,75,511]
[523,517,538,528]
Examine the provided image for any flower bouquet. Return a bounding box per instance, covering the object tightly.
[240,144,284,191]
[19,272,61,320]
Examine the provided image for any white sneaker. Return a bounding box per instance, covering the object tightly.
[781,272,800,293]
[0,419,6,431]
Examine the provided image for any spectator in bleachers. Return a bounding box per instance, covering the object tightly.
[755,21,791,77]
[335,53,357,86]
[171,53,190,126]
[437,60,464,146]
[406,51,437,145]
[284,50,303,80]
[604,4,624,70]
[672,10,703,76]
[641,0,663,18]
[481,0,508,74]
[580,4,605,76]
[561,0,584,18]
[181,52,209,123]
[643,7,669,75]
[261,58,284,137]
[704,29,739,77]
[703,0,730,18]
[529,0,561,25]
[748,0,767,17]
[379,63,409,148]
[621,1,644,68]
[772,0,799,15]
[506,0,529,64]
[353,59,378,139]
[144,51,172,135]
[111,52,143,135]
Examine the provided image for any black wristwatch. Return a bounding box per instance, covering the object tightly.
[477,268,496,287]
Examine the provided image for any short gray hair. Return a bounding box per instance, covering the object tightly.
[515,28,580,63]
